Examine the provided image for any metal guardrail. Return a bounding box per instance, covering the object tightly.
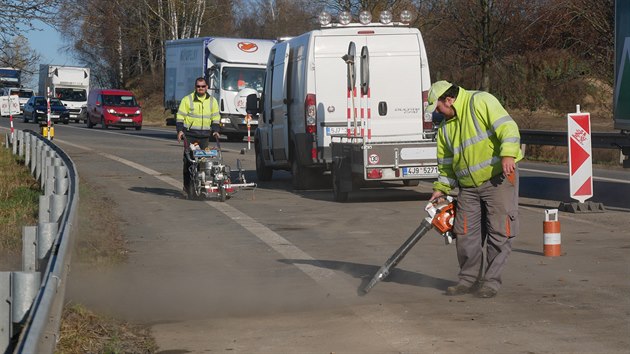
[520,129,630,167]
[520,129,630,151]
[1,129,79,353]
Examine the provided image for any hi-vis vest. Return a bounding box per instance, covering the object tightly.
[433,88,523,195]
[176,92,220,131]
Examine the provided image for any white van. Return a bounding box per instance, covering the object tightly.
[252,12,438,198]
[1,87,34,115]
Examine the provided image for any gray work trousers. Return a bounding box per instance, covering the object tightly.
[453,168,519,291]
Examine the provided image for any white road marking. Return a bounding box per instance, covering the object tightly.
[55,138,428,352]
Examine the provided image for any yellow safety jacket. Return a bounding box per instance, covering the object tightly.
[433,87,523,195]
[176,92,220,135]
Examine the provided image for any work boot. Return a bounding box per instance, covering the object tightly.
[475,285,498,298]
[445,284,472,296]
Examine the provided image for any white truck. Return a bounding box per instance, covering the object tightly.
[164,37,276,141]
[38,65,90,123]
[249,12,438,201]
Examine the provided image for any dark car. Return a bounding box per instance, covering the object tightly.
[22,96,70,124]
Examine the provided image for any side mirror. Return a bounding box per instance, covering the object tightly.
[96,101,101,107]
[246,93,259,115]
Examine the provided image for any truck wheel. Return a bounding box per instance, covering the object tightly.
[332,162,349,202]
[255,150,273,181]
[403,180,420,187]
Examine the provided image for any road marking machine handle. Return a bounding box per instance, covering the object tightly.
[362,196,456,294]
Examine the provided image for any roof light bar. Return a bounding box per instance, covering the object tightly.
[359,10,372,25]
[319,11,332,26]
[379,10,392,24]
[339,11,352,25]
[400,10,412,23]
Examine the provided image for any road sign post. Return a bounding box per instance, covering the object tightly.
[568,105,593,203]
[560,105,605,213]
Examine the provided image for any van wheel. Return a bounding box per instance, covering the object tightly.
[226,133,243,142]
[255,149,273,181]
[23,114,28,123]
[32,113,38,124]
[87,118,93,128]
[403,180,420,187]
[291,160,318,190]
[332,162,349,202]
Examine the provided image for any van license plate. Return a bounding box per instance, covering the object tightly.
[326,127,347,136]
[402,166,438,176]
[121,118,132,122]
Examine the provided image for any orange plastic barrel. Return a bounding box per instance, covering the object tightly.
[543,209,561,257]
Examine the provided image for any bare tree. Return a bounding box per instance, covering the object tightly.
[0,0,62,40]
[0,35,41,84]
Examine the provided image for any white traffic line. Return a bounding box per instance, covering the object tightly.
[520,167,629,184]
[54,138,425,352]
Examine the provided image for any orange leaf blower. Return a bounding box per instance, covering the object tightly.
[362,196,456,294]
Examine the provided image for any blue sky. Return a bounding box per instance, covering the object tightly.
[24,20,80,88]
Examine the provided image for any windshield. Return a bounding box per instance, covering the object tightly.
[221,67,265,93]
[102,94,138,107]
[10,89,33,98]
[55,88,87,102]
[49,98,64,106]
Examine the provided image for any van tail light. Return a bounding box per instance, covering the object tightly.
[305,94,317,134]
[305,93,318,161]
[422,89,432,131]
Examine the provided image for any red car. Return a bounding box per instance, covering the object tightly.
[87,89,142,130]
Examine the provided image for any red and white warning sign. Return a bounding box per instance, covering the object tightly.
[567,109,592,203]
[0,95,20,116]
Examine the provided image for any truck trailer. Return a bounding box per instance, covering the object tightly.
[38,65,90,123]
[0,67,21,88]
[251,11,438,200]
[164,37,275,141]
[615,0,630,131]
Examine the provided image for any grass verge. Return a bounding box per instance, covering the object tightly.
[0,140,39,259]
[57,303,157,354]
[0,137,156,352]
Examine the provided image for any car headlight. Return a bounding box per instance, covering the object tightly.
[107,108,116,114]
[220,118,231,124]
[36,110,45,114]
[135,109,141,114]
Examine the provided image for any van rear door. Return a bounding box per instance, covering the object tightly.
[314,36,367,147]
[365,33,424,141]
[268,41,290,164]
[314,32,425,146]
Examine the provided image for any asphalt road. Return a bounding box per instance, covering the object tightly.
[2,121,630,353]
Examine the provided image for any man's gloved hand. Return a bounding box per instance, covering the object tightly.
[177,131,184,143]
[430,190,445,202]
